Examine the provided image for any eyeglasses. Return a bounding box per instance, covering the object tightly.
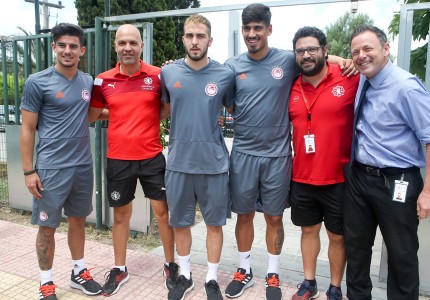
[294,46,323,56]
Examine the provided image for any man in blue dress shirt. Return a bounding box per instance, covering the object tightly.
[345,25,430,300]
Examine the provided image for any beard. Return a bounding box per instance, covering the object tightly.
[298,56,326,76]
[185,46,209,62]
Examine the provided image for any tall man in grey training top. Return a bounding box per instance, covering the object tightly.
[20,23,102,300]
[224,4,355,300]
[161,14,234,300]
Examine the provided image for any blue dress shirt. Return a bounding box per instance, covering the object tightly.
[354,60,430,168]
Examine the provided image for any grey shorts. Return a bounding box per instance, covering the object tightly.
[31,165,93,228]
[165,170,231,227]
[229,151,291,216]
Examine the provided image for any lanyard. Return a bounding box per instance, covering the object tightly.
[299,80,328,134]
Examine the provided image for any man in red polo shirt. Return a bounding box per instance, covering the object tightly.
[289,26,358,300]
[88,24,176,296]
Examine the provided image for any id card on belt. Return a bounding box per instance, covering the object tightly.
[393,180,408,203]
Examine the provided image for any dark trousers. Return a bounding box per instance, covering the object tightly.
[344,163,422,300]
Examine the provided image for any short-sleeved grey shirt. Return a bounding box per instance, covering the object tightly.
[161,59,235,174]
[225,48,295,157]
[21,66,93,169]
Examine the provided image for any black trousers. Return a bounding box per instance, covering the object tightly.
[344,163,422,300]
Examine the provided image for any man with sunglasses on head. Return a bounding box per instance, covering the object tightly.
[224,4,354,300]
[289,26,358,300]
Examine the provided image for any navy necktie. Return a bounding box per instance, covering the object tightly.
[351,80,370,163]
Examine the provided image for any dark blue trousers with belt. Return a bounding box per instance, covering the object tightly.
[344,162,422,300]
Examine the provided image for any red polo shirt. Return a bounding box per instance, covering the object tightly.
[91,61,163,160]
[289,63,359,185]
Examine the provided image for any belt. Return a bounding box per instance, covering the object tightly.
[353,161,418,177]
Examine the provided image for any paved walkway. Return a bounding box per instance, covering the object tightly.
[2,209,426,300]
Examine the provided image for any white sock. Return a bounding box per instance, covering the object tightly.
[267,253,280,274]
[40,269,53,285]
[239,251,251,274]
[178,254,191,279]
[72,258,85,275]
[114,265,126,272]
[205,262,219,283]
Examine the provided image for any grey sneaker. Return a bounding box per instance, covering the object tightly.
[225,268,254,298]
[70,268,102,295]
[265,273,282,300]
[39,281,57,300]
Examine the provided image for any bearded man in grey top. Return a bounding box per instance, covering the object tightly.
[161,14,234,300]
[224,4,355,300]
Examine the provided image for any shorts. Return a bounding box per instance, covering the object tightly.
[165,170,230,227]
[290,181,344,235]
[106,152,166,207]
[229,151,291,216]
[31,164,93,228]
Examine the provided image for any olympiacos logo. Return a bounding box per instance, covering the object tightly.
[39,210,49,222]
[205,83,218,96]
[81,89,91,102]
[272,67,283,79]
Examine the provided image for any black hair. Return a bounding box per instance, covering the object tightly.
[292,26,327,50]
[51,23,84,46]
[242,3,271,26]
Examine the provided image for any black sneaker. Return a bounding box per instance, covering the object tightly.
[205,280,223,300]
[39,281,57,300]
[225,268,254,298]
[265,273,282,300]
[102,267,129,296]
[70,268,102,295]
[168,274,194,300]
[163,262,179,290]
[326,285,342,300]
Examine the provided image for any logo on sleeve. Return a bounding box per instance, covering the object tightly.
[81,89,91,102]
[271,66,283,79]
[94,78,103,86]
[332,85,345,97]
[205,83,218,96]
[239,73,247,80]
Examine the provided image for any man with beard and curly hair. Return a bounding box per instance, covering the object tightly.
[289,26,358,300]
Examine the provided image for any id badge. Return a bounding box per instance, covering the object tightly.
[393,180,408,203]
[304,134,315,154]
